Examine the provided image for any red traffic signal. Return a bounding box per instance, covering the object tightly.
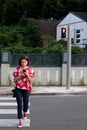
[61,28,66,38]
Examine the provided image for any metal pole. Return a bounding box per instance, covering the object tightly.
[66,24,71,89]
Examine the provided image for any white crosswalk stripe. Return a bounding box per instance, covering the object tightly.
[0,96,30,127]
[0,102,30,106]
[0,109,30,114]
[0,102,17,106]
[0,119,30,127]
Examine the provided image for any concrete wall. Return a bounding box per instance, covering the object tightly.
[1,63,87,86]
[4,66,62,86]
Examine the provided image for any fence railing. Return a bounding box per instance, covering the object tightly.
[71,54,87,66]
[10,54,62,67]
[7,53,87,67]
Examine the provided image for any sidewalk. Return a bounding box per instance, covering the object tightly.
[0,86,87,95]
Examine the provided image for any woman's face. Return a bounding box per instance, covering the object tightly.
[21,59,28,67]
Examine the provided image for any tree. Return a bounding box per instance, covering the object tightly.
[82,0,87,12]
[42,0,65,19]
[0,0,5,24]
[2,0,24,25]
[22,0,44,19]
[22,20,43,47]
[19,12,28,26]
[62,0,83,12]
[0,0,86,24]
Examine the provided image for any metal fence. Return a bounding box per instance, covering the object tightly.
[10,53,87,67]
[10,54,62,67]
[71,54,87,66]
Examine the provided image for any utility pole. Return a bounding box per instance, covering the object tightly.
[66,24,71,89]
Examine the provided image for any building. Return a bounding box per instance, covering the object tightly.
[56,12,87,48]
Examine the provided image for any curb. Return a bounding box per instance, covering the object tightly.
[0,87,87,96]
[0,91,87,96]
[31,92,87,96]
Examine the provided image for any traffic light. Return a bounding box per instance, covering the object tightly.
[76,29,80,43]
[61,28,66,38]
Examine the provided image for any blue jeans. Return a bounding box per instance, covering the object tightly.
[15,88,30,119]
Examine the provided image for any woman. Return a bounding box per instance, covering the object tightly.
[13,56,35,128]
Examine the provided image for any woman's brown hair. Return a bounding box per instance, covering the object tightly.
[18,56,30,66]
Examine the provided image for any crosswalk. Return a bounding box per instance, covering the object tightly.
[0,96,30,127]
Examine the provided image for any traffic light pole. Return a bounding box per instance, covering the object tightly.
[66,24,71,90]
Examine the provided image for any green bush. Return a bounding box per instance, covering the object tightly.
[0,34,9,46]
[71,46,82,54]
[0,24,83,55]
[43,40,67,54]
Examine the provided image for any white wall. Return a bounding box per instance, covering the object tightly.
[1,63,87,86]
[10,67,61,86]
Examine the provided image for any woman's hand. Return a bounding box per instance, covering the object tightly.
[23,71,32,82]
[14,72,25,82]
[14,75,22,82]
[23,71,28,76]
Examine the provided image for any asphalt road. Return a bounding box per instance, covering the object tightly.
[0,95,87,130]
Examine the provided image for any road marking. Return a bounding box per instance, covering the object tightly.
[0,102,17,106]
[0,109,30,114]
[0,119,30,127]
[0,96,31,127]
[0,102,30,106]
[0,97,16,100]
[0,97,30,101]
